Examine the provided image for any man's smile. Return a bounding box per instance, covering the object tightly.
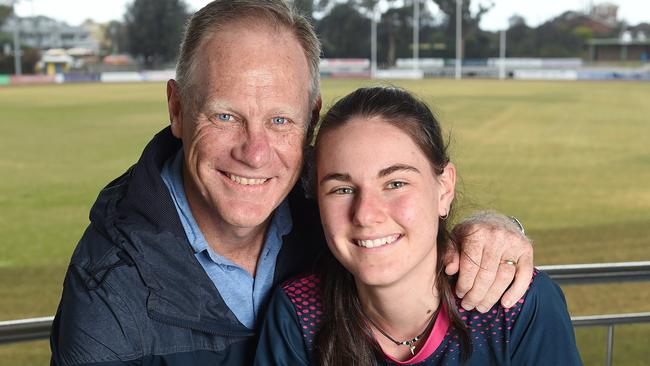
[220,171,272,186]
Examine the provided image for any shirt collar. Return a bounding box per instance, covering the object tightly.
[161,149,292,266]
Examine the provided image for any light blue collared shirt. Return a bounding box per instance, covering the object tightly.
[161,149,292,329]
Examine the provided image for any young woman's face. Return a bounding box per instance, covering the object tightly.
[316,116,455,288]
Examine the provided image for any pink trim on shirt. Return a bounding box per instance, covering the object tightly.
[383,302,450,365]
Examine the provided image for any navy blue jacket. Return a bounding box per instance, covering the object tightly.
[50,127,325,366]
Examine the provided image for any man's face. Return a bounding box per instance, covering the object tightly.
[169,21,314,235]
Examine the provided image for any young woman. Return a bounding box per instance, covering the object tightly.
[255,87,582,365]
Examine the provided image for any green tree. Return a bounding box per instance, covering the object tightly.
[316,0,442,63]
[506,18,537,57]
[535,21,583,57]
[507,12,608,58]
[0,4,40,74]
[378,4,431,66]
[430,0,493,58]
[124,0,189,68]
[324,0,403,64]
[103,20,129,54]
[0,4,13,54]
[573,25,594,41]
[291,0,315,19]
[290,0,336,19]
[317,3,370,58]
[0,5,12,27]
[0,46,39,74]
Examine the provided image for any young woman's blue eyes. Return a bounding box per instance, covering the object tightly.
[332,187,354,195]
[272,117,287,125]
[387,181,407,189]
[329,181,406,195]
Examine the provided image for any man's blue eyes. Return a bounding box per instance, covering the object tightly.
[217,114,232,121]
[214,115,288,125]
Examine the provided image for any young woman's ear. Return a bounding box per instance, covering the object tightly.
[438,162,456,217]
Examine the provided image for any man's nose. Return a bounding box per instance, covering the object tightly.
[232,123,272,169]
[352,190,387,227]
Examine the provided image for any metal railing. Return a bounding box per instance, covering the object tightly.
[571,312,650,366]
[537,261,650,366]
[0,316,53,344]
[1,261,649,365]
[539,261,650,285]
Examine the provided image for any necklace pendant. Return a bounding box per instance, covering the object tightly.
[409,344,416,355]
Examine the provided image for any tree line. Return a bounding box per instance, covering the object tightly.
[115,0,646,67]
[1,0,648,73]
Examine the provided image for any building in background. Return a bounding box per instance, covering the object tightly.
[587,34,650,63]
[589,2,619,26]
[1,15,110,74]
[1,15,99,53]
[36,49,73,75]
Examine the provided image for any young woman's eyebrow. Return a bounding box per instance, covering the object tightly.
[319,173,352,186]
[378,164,420,178]
[319,165,419,186]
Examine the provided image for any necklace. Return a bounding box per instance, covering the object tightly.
[364,307,440,356]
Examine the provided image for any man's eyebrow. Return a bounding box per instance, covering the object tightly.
[378,164,420,178]
[203,99,233,112]
[319,173,352,186]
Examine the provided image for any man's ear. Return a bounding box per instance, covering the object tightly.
[438,162,457,216]
[310,95,322,127]
[306,95,323,145]
[167,79,183,139]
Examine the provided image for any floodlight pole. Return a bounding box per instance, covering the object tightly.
[413,0,419,71]
[11,1,22,75]
[371,4,378,79]
[499,29,506,80]
[455,0,462,80]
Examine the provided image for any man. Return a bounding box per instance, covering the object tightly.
[50,1,533,365]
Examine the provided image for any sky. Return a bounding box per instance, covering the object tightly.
[9,0,650,31]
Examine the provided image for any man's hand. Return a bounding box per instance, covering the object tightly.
[444,211,533,312]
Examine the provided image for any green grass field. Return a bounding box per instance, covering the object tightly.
[1,79,649,365]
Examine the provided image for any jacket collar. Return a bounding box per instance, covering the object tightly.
[97,127,249,335]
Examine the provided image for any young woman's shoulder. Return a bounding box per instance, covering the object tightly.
[281,273,324,299]
[440,269,580,364]
[279,273,325,350]
[254,273,324,366]
[510,269,582,363]
[450,268,582,365]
